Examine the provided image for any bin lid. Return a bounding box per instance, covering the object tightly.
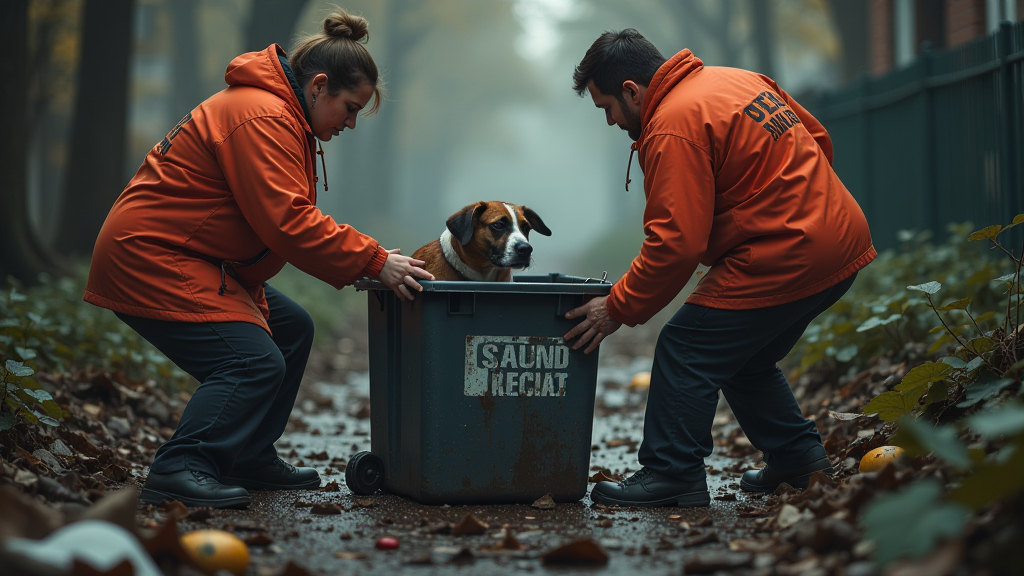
[353,273,611,294]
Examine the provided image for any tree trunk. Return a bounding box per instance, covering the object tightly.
[246,0,309,52]
[171,0,206,120]
[0,0,66,283]
[55,0,135,256]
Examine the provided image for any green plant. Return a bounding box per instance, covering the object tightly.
[1,359,63,430]
[857,215,1024,565]
[787,223,1009,380]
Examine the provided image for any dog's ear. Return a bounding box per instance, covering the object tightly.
[522,206,551,236]
[446,202,487,245]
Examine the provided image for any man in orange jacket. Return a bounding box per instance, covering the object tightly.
[564,29,875,507]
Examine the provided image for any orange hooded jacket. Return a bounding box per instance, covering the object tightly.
[84,45,388,333]
[604,50,876,327]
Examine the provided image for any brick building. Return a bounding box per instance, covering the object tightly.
[869,0,1024,75]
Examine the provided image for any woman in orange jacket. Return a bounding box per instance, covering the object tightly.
[84,9,433,508]
[565,29,874,507]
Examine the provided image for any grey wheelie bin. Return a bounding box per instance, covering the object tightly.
[346,274,611,505]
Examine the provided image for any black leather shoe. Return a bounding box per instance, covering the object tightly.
[140,470,250,509]
[590,467,710,508]
[221,457,321,491]
[740,451,834,493]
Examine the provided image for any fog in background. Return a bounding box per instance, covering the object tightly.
[29,0,842,285]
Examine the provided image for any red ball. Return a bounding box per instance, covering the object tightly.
[375,536,400,550]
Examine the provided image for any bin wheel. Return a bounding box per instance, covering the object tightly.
[345,451,384,495]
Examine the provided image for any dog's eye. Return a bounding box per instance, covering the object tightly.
[490,221,507,232]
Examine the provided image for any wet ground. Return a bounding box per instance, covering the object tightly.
[167,358,774,576]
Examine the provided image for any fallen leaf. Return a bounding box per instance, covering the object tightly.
[729,538,777,553]
[588,469,623,483]
[280,560,315,575]
[310,503,342,515]
[451,513,489,536]
[541,537,609,565]
[245,534,273,546]
[683,551,753,573]
[684,531,720,547]
[159,500,188,518]
[531,493,556,510]
[320,480,340,492]
[713,493,737,501]
[333,551,368,560]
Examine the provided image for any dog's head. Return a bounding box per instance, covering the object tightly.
[446,201,551,270]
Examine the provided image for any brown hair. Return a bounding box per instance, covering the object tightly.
[289,8,382,115]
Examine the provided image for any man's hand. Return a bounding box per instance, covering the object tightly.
[378,248,434,301]
[563,295,622,354]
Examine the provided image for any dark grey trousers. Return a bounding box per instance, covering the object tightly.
[638,273,857,481]
[117,284,314,478]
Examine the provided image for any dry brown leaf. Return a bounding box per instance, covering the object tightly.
[541,537,609,565]
[333,551,368,560]
[531,493,556,510]
[450,513,489,536]
[310,502,342,515]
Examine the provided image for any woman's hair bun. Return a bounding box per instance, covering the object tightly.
[323,10,369,43]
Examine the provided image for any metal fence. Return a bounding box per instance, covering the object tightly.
[803,20,1024,251]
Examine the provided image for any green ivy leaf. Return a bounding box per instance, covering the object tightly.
[907,281,942,295]
[896,416,971,468]
[22,389,53,404]
[966,403,1024,438]
[860,480,970,564]
[994,273,1017,283]
[936,298,971,311]
[950,436,1024,509]
[1006,359,1024,377]
[940,357,967,369]
[895,362,951,392]
[40,400,63,420]
[968,225,1003,241]
[36,415,59,427]
[923,383,948,405]
[835,344,859,363]
[863,388,926,422]
[957,377,1017,407]
[14,346,37,361]
[4,360,33,377]
[0,412,15,431]
[965,337,994,355]
[965,356,984,372]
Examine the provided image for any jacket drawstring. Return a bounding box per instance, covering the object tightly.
[625,144,637,192]
[219,262,228,296]
[316,140,328,192]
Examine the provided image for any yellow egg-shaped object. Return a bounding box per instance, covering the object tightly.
[180,530,250,576]
[859,446,905,473]
[630,371,652,389]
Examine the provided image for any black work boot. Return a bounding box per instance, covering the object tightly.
[140,470,250,509]
[590,467,710,508]
[221,457,321,491]
[740,448,834,493]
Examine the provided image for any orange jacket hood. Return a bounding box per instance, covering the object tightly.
[84,45,388,332]
[224,45,311,133]
[605,50,875,326]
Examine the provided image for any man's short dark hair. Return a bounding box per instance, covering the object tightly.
[572,29,666,97]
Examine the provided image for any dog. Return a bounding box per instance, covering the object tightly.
[412,201,551,281]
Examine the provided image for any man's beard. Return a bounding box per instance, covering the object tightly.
[617,95,642,141]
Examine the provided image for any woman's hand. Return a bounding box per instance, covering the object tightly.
[563,296,622,354]
[378,249,434,301]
